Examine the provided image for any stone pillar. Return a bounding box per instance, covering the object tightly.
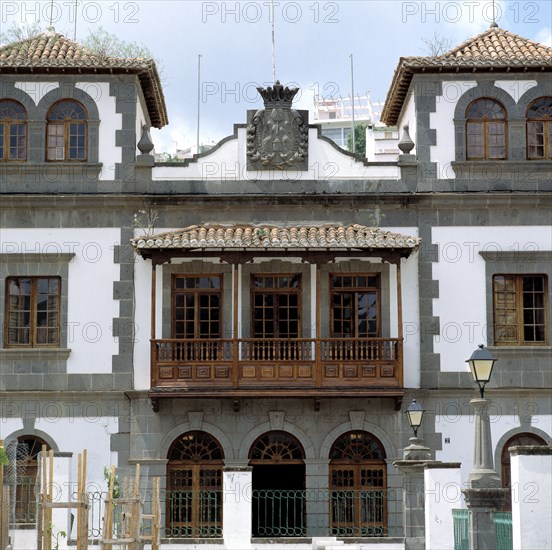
[394,461,426,550]
[223,467,252,550]
[305,459,329,537]
[394,435,431,549]
[461,398,506,550]
[509,445,552,550]
[424,462,461,550]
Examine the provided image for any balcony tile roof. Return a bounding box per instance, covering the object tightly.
[131,224,421,251]
[0,29,167,128]
[382,27,552,125]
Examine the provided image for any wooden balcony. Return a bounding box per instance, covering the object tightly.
[149,338,404,409]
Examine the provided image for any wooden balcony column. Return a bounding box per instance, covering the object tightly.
[151,261,157,340]
[396,258,404,389]
[232,263,240,389]
[315,262,322,389]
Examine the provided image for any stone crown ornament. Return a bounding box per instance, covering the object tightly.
[257,80,299,109]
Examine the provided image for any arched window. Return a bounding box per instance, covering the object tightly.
[329,431,387,537]
[249,431,306,537]
[0,100,27,161]
[527,97,552,159]
[166,431,224,538]
[46,100,87,161]
[500,432,547,511]
[466,98,507,160]
[9,436,51,525]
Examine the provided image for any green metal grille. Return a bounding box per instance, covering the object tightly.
[252,490,306,537]
[166,490,222,538]
[494,512,513,550]
[453,509,469,550]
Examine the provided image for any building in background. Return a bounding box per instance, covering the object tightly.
[0,25,551,549]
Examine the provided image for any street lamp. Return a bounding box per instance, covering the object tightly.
[405,399,425,438]
[466,344,497,398]
[462,344,506,550]
[401,398,430,460]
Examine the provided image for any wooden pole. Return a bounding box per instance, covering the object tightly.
[151,261,157,340]
[151,477,161,550]
[0,439,8,550]
[396,259,404,388]
[315,263,322,387]
[232,264,239,388]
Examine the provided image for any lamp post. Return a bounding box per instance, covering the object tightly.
[393,398,431,548]
[462,344,507,550]
[402,398,430,460]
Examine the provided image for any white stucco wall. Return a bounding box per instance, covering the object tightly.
[0,418,24,440]
[34,416,118,489]
[15,81,60,104]
[1,228,120,373]
[153,127,400,182]
[494,80,538,102]
[431,226,552,372]
[134,256,152,390]
[397,91,417,154]
[435,412,552,497]
[430,81,477,179]
[136,96,148,155]
[75,82,123,181]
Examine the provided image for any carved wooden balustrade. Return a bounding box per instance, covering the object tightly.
[151,337,403,395]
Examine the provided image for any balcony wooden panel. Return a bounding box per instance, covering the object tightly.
[151,338,403,396]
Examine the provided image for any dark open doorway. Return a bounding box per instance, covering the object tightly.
[249,431,306,537]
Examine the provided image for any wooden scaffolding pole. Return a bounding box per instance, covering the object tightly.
[38,447,89,550]
[0,439,9,550]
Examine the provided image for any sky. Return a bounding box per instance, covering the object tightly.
[1,0,551,152]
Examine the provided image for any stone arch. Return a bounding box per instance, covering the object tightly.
[454,84,519,121]
[518,81,552,115]
[37,84,100,163]
[239,421,315,460]
[320,421,397,461]
[0,86,39,119]
[4,428,59,452]
[159,421,235,461]
[37,84,100,121]
[494,426,551,476]
[453,84,520,162]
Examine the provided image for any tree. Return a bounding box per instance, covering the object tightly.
[421,32,453,56]
[347,122,367,157]
[0,22,42,45]
[82,26,155,60]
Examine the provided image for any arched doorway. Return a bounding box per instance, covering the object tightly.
[500,432,547,511]
[329,431,387,536]
[166,431,224,538]
[13,436,51,525]
[249,431,306,537]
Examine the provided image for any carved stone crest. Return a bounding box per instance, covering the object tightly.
[247,81,309,171]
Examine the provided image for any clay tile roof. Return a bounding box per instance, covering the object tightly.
[381,27,552,126]
[0,29,167,128]
[131,224,421,252]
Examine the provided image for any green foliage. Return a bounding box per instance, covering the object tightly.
[46,523,67,550]
[104,466,121,498]
[347,122,367,157]
[0,22,42,45]
[82,26,154,60]
[0,446,8,466]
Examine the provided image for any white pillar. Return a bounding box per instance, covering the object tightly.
[510,445,552,550]
[223,467,252,550]
[424,462,462,550]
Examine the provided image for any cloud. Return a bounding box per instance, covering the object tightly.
[534,27,552,47]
